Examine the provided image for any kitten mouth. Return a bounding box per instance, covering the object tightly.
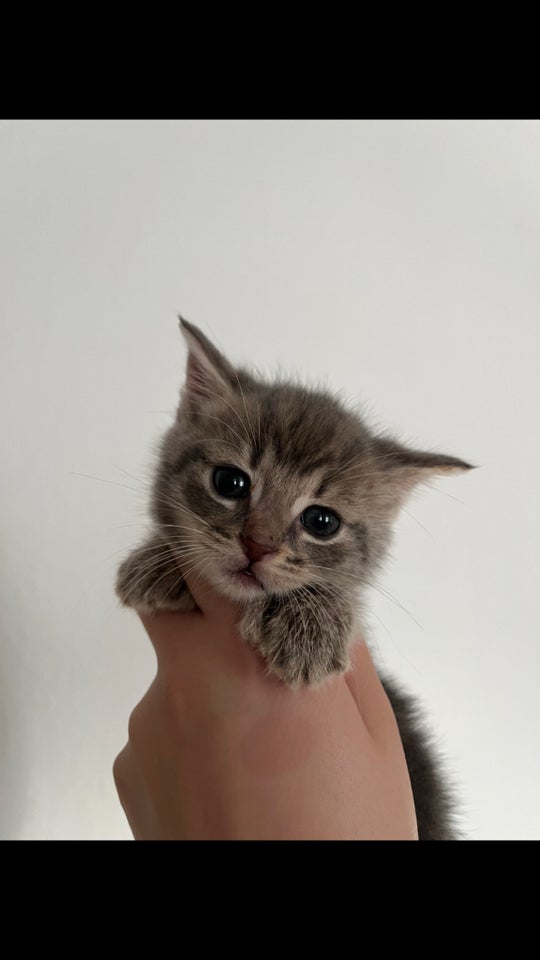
[230,564,264,591]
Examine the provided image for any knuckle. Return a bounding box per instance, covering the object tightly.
[127,703,144,745]
[112,748,128,796]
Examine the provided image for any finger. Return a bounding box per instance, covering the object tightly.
[137,608,196,662]
[180,564,241,628]
[113,741,156,840]
[344,638,397,739]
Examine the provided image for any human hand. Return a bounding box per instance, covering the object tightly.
[113,571,418,840]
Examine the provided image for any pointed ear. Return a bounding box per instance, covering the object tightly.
[373,435,475,503]
[178,317,238,411]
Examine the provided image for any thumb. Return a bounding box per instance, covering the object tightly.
[181,563,242,629]
[345,639,399,742]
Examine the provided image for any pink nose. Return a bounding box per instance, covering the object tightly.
[240,535,277,564]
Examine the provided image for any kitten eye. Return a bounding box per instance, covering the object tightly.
[300,505,341,538]
[212,466,251,500]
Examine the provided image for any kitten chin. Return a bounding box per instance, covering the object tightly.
[210,566,266,601]
[116,316,473,840]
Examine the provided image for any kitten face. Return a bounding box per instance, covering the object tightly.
[150,320,472,605]
[154,393,372,602]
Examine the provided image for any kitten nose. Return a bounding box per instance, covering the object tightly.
[240,534,277,564]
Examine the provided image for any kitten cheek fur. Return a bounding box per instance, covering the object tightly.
[115,316,473,839]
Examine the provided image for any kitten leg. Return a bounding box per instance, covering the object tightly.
[240,588,353,687]
[115,534,195,613]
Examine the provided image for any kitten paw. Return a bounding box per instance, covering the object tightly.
[115,535,195,613]
[240,589,352,687]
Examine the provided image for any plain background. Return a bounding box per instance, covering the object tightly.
[1,119,538,840]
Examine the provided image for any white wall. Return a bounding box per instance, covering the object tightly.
[1,119,538,839]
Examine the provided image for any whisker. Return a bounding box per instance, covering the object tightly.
[70,472,210,528]
[182,556,216,589]
[192,412,246,448]
[113,466,151,487]
[137,558,188,597]
[162,569,187,601]
[190,385,251,446]
[294,584,330,635]
[119,553,178,594]
[401,507,434,539]
[320,453,363,485]
[306,563,422,630]
[70,472,145,495]
[177,503,214,530]
[427,484,465,504]
[190,438,245,456]
[362,580,423,630]
[248,387,262,453]
[233,371,257,451]
[119,542,210,597]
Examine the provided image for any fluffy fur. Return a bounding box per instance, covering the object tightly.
[116,319,472,838]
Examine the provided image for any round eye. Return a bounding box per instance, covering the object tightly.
[300,505,341,538]
[213,466,251,500]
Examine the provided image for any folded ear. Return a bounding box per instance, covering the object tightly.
[178,317,239,411]
[373,434,475,504]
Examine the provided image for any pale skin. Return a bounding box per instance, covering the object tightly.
[113,569,418,840]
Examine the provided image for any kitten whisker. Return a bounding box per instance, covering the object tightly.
[361,579,423,629]
[113,465,152,488]
[71,471,213,532]
[161,569,187,602]
[401,507,434,538]
[119,543,210,598]
[136,556,190,598]
[192,412,246,449]
[231,368,258,451]
[70,472,146,495]
[176,504,215,530]
[320,453,363,485]
[119,553,178,594]
[310,567,422,630]
[190,438,245,456]
[181,556,216,590]
[191,385,252,446]
[112,535,215,564]
[427,484,465,504]
[247,387,262,454]
[293,585,330,637]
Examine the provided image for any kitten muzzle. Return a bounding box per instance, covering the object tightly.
[230,563,264,592]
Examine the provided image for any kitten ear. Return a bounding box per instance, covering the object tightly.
[178,317,238,410]
[373,435,475,503]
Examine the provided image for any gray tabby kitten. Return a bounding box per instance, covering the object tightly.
[116,319,472,840]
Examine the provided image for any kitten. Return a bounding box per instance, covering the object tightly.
[116,318,473,840]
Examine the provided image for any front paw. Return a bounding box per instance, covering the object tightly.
[240,589,352,687]
[115,536,194,613]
